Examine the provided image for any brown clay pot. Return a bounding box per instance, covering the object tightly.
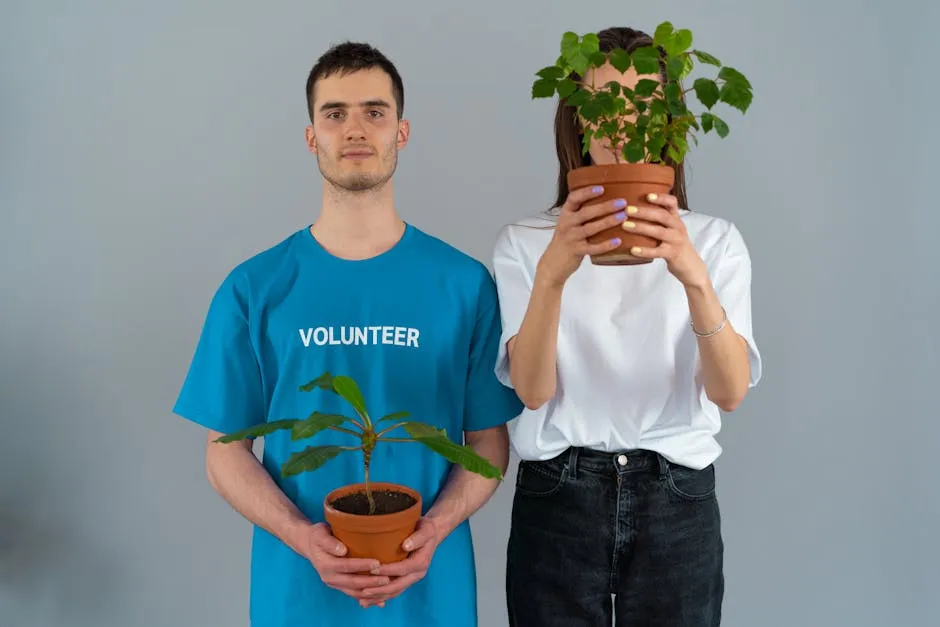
[567,162,676,266]
[323,481,422,564]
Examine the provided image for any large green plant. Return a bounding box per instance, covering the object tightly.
[531,21,753,165]
[214,371,503,514]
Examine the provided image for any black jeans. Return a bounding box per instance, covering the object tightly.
[506,447,723,627]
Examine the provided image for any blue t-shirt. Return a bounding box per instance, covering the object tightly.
[172,223,523,627]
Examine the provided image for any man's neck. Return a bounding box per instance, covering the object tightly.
[310,180,405,260]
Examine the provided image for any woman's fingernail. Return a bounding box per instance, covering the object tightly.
[612,238,622,245]
[615,211,626,221]
[648,193,658,200]
[622,221,635,229]
[592,186,603,193]
[627,205,638,214]
[631,246,643,254]
[614,198,626,208]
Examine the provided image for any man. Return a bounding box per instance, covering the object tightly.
[172,41,523,627]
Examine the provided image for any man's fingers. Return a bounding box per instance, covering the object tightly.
[361,572,423,598]
[402,523,436,552]
[325,556,382,574]
[327,573,391,590]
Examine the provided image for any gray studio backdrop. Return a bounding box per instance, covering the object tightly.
[2,0,937,626]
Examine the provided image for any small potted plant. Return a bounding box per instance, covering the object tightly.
[213,371,503,564]
[531,21,753,265]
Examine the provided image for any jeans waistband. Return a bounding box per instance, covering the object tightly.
[564,446,667,479]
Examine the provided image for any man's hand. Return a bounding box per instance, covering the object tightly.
[300,522,391,601]
[356,517,443,608]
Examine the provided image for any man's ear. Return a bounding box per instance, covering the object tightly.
[305,125,317,154]
[397,119,410,150]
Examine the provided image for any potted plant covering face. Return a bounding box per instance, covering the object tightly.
[531,21,754,265]
[214,371,503,563]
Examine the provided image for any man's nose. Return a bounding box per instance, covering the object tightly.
[344,119,366,141]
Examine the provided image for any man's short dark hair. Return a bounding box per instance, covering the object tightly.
[305,42,405,121]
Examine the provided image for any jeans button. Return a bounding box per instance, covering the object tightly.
[616,454,628,466]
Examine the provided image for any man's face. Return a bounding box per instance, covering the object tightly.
[305,67,409,193]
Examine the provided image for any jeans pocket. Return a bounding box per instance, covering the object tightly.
[515,459,567,497]
[663,461,716,502]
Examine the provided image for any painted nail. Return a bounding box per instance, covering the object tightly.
[592,186,604,193]
[612,238,622,245]
[613,198,626,208]
[622,221,635,229]
[614,211,626,221]
[627,205,638,214]
[648,193,658,200]
[631,246,642,254]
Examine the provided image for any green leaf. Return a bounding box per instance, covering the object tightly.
[701,112,715,133]
[579,95,605,123]
[291,412,349,440]
[401,422,503,480]
[603,80,621,97]
[299,372,334,392]
[565,89,590,107]
[531,78,557,98]
[332,375,368,419]
[653,21,674,46]
[719,81,753,113]
[691,50,721,66]
[649,98,669,122]
[536,65,566,80]
[673,29,693,54]
[646,135,667,160]
[624,138,645,163]
[609,48,631,73]
[633,78,659,98]
[664,82,686,116]
[589,51,607,67]
[556,77,577,98]
[561,32,593,75]
[713,115,730,138]
[693,78,720,109]
[281,445,349,477]
[377,410,411,423]
[666,56,687,81]
[581,33,600,56]
[631,46,661,75]
[214,419,298,443]
[718,66,752,89]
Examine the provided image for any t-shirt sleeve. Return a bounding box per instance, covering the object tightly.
[172,269,266,434]
[490,225,532,388]
[713,222,762,388]
[462,265,524,432]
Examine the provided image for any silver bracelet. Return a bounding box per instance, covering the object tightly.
[691,307,727,337]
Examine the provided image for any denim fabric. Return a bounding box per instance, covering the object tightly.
[506,447,723,626]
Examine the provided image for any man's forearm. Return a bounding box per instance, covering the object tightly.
[684,281,751,411]
[205,436,313,556]
[423,425,510,540]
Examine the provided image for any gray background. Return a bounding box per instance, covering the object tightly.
[2,0,937,625]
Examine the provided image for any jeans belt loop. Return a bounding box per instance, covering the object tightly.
[567,446,580,480]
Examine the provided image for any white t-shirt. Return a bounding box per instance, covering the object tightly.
[491,208,762,470]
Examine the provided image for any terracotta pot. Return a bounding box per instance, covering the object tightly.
[567,162,676,266]
[323,482,422,564]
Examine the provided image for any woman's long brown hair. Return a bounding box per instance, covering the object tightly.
[550,26,690,212]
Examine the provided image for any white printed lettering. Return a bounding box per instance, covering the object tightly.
[297,325,422,349]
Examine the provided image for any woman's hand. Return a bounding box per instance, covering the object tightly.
[622,193,709,288]
[537,185,627,287]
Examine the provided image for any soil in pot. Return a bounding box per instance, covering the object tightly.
[567,162,675,266]
[331,488,417,515]
[323,482,422,564]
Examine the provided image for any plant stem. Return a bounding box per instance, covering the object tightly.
[374,421,408,438]
[327,425,362,438]
[376,437,419,443]
[363,459,376,515]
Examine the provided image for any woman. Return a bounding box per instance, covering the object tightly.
[491,26,762,627]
